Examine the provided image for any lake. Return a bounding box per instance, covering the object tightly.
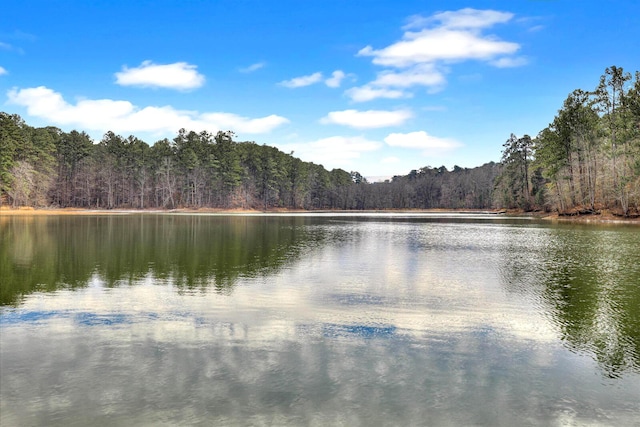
[1,213,639,426]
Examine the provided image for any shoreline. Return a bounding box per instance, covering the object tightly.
[1,206,638,224]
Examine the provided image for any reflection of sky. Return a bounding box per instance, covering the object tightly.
[2,219,640,426]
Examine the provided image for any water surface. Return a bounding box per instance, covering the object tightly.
[1,213,639,426]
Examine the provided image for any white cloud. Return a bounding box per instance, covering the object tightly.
[7,86,289,136]
[371,64,446,88]
[308,135,382,154]
[384,131,461,155]
[352,8,524,102]
[404,8,513,30]
[274,136,382,169]
[321,109,413,129]
[527,25,545,33]
[280,70,352,89]
[325,70,346,88]
[199,112,289,134]
[279,72,323,88]
[490,56,528,68]
[0,66,7,76]
[115,60,205,90]
[345,64,446,102]
[345,86,409,102]
[239,62,266,73]
[358,27,520,68]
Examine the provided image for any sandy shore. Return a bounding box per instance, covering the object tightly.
[0,206,265,216]
[1,206,638,224]
[0,206,502,215]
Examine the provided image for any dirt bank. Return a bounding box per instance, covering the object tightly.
[2,206,638,224]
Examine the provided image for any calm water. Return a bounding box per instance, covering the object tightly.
[1,213,639,426]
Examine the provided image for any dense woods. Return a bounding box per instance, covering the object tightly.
[0,112,500,211]
[494,66,640,216]
[0,121,360,210]
[1,66,639,215]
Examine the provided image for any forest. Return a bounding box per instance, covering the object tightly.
[1,66,639,215]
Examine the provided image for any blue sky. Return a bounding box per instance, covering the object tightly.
[1,0,639,180]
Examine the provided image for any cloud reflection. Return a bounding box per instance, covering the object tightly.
[2,215,640,425]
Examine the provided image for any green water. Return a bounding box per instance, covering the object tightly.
[1,213,639,426]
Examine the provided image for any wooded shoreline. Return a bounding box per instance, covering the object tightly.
[2,66,639,216]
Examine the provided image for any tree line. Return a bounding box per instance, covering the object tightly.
[0,113,501,211]
[494,66,640,216]
[1,66,638,214]
[0,121,360,210]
